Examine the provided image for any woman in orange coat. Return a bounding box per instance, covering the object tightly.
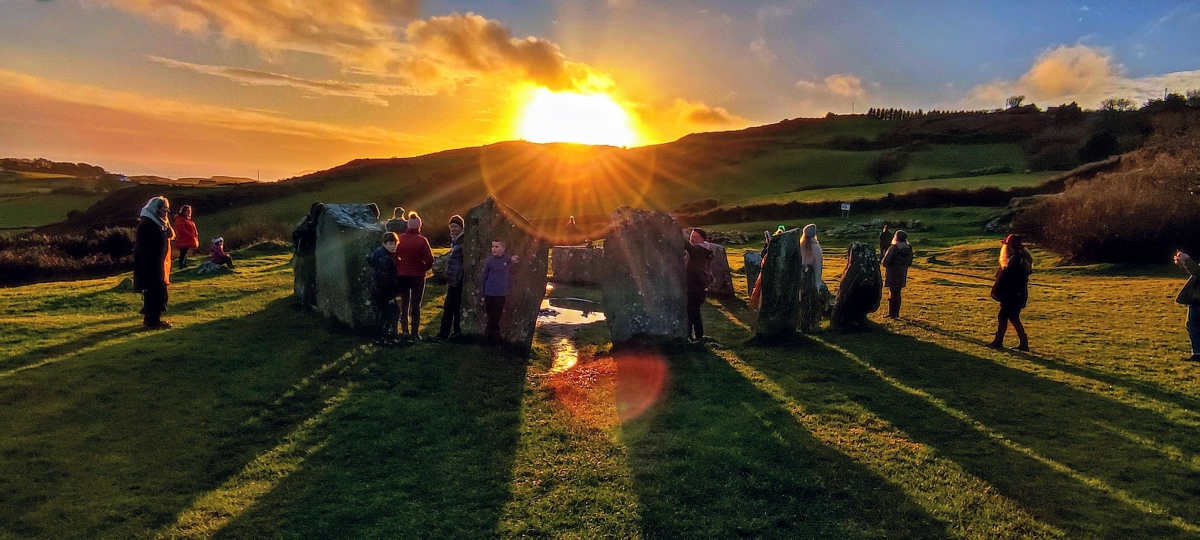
[172,205,200,268]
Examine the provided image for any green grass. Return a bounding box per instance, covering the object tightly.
[734,172,1055,206]
[4,212,1199,537]
[0,193,106,230]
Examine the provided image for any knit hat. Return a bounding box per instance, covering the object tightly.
[213,236,224,244]
[407,214,422,231]
[448,215,464,228]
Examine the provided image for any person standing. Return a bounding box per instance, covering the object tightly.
[172,205,199,268]
[385,207,408,234]
[1174,250,1200,362]
[878,224,894,259]
[394,212,434,338]
[437,215,466,340]
[685,228,715,342]
[881,230,914,318]
[988,234,1033,351]
[367,233,401,343]
[134,196,176,329]
[480,239,519,345]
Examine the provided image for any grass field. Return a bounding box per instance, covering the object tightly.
[3,211,1199,537]
[0,193,106,233]
[732,172,1055,206]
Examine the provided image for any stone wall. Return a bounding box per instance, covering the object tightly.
[551,245,604,285]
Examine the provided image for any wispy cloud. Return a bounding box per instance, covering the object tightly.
[148,56,424,105]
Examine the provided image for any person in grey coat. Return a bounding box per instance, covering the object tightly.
[881,230,913,318]
[438,215,466,339]
[1175,250,1200,362]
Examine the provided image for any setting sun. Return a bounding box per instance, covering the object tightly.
[518,89,639,147]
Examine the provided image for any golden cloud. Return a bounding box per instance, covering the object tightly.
[669,99,748,126]
[823,74,865,98]
[1018,44,1116,96]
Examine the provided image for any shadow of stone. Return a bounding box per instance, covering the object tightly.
[215,342,529,537]
[0,297,366,538]
[811,329,1200,537]
[901,317,1200,414]
[619,346,951,537]
[1,324,143,373]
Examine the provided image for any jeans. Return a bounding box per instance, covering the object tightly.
[686,289,706,340]
[1188,304,1200,356]
[439,285,463,337]
[396,275,426,334]
[376,296,400,339]
[484,295,506,343]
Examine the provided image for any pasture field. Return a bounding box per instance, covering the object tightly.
[732,172,1055,206]
[2,214,1198,537]
[0,193,106,233]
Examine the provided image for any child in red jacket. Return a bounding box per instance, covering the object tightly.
[210,237,234,269]
[172,205,200,267]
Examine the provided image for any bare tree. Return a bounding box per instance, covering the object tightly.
[1006,95,1025,109]
[1100,97,1137,112]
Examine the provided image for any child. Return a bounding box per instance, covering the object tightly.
[367,233,401,343]
[172,205,199,268]
[210,237,234,268]
[480,239,519,344]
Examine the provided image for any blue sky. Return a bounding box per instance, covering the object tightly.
[0,0,1197,178]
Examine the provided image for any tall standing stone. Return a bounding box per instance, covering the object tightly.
[460,197,551,350]
[313,203,383,329]
[831,242,883,329]
[706,243,735,297]
[754,228,802,339]
[551,245,604,285]
[743,250,763,296]
[797,265,822,333]
[601,208,687,346]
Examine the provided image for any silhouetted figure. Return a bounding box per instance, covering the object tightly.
[367,232,401,342]
[1174,250,1200,362]
[394,212,434,338]
[438,215,466,339]
[881,230,913,318]
[989,234,1033,351]
[878,224,893,259]
[134,196,176,329]
[684,228,714,342]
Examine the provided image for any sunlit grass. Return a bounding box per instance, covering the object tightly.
[3,218,1200,536]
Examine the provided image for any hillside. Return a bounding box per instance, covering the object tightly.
[40,109,1142,244]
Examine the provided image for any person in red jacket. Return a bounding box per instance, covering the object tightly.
[393,212,434,338]
[172,205,200,268]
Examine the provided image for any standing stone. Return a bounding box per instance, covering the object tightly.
[601,208,687,346]
[831,242,883,329]
[313,203,383,329]
[460,197,551,350]
[706,243,735,297]
[551,245,604,285]
[754,228,802,339]
[797,265,821,333]
[743,250,763,296]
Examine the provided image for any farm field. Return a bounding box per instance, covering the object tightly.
[731,172,1055,206]
[3,220,1198,537]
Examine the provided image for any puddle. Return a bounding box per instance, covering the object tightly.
[538,284,604,373]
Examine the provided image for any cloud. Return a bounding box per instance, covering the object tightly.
[749,39,777,65]
[957,44,1200,110]
[148,56,424,105]
[823,74,865,98]
[398,12,599,92]
[669,98,747,126]
[92,0,418,70]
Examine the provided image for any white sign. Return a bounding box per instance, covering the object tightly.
[840,203,851,211]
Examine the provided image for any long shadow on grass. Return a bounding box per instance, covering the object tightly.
[0,297,364,538]
[901,317,1200,415]
[618,345,951,538]
[216,342,528,537]
[781,328,1200,537]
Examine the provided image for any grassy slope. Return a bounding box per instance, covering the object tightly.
[734,172,1054,205]
[3,210,1200,537]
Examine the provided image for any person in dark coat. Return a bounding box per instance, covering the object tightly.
[437,215,466,339]
[989,234,1033,351]
[878,224,894,259]
[685,228,715,342]
[134,196,176,329]
[1174,250,1200,362]
[292,202,324,308]
[881,230,913,318]
[367,232,401,342]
